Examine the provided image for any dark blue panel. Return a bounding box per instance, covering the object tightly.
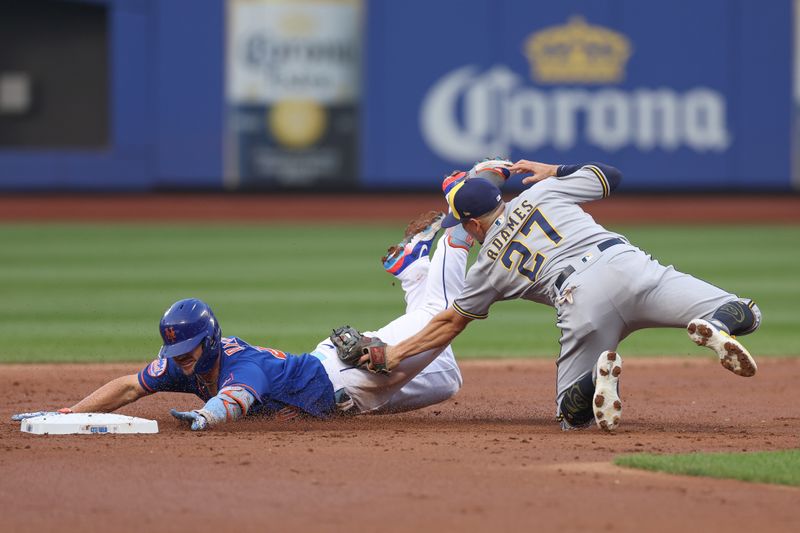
[154,0,224,187]
[0,0,155,190]
[731,0,792,186]
[0,0,224,191]
[362,0,493,183]
[0,150,151,190]
[110,3,154,154]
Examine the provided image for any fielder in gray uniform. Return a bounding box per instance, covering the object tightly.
[368,159,761,432]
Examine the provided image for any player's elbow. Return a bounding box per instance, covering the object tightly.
[439,376,462,404]
[120,375,148,403]
[446,369,463,398]
[605,166,622,192]
[588,162,622,192]
[122,386,146,404]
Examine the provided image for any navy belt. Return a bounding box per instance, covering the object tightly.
[554,238,625,290]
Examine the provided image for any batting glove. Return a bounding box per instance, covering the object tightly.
[170,409,209,431]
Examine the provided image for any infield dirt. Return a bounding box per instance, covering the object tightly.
[2,358,799,533]
[2,193,798,531]
[1,194,799,223]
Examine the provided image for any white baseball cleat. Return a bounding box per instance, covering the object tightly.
[593,351,623,432]
[467,157,513,186]
[440,157,513,197]
[687,319,757,377]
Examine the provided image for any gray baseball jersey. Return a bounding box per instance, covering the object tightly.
[453,165,622,318]
[451,164,740,409]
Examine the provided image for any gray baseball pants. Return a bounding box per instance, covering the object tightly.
[553,244,737,407]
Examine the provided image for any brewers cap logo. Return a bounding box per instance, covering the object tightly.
[164,327,177,343]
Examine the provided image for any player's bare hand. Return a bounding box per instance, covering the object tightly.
[509,160,559,184]
[355,343,394,375]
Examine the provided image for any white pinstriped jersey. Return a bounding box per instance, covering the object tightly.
[453,166,622,319]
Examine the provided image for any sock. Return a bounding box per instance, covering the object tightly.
[558,371,595,428]
[446,225,473,250]
[711,299,761,336]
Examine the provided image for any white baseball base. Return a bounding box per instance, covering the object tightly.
[20,413,158,435]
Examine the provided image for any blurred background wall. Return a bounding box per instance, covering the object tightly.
[0,0,796,192]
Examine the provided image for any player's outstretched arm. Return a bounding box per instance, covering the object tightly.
[510,160,622,192]
[171,386,256,431]
[383,308,472,371]
[12,374,148,420]
[68,374,148,413]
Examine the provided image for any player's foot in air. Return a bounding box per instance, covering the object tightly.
[439,157,511,251]
[467,157,513,185]
[382,211,444,276]
[593,351,623,432]
[687,319,757,377]
[441,157,513,196]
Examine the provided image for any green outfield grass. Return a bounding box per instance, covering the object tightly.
[0,223,797,363]
[614,449,800,487]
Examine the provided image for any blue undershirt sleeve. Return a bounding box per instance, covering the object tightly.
[557,162,623,192]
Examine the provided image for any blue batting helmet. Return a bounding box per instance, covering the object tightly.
[158,298,221,374]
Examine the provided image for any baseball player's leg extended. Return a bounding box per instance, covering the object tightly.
[382,211,445,313]
[687,298,761,377]
[314,310,446,413]
[556,328,626,431]
[374,231,471,412]
[371,346,462,414]
[418,229,472,315]
[384,215,471,316]
[554,265,627,431]
[616,251,761,376]
[360,233,470,413]
[557,347,625,432]
[318,220,471,414]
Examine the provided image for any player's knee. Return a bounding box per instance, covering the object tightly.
[711,298,762,336]
[557,371,595,429]
[441,370,463,400]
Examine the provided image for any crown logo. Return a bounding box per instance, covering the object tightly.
[524,16,632,84]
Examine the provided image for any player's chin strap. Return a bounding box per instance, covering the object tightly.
[194,386,256,427]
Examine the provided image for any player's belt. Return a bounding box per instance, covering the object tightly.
[554,238,625,290]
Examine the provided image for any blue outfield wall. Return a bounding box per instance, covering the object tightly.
[0,0,793,191]
[362,0,794,191]
[0,0,224,191]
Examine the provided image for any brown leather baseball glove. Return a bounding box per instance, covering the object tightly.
[329,325,389,375]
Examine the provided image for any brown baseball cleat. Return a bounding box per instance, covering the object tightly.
[687,319,757,377]
[402,210,445,239]
[382,211,444,276]
[594,350,623,432]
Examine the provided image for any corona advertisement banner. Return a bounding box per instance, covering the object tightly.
[226,0,361,189]
[362,0,793,190]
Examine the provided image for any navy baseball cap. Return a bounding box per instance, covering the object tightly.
[441,178,503,228]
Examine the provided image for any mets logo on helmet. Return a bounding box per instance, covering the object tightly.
[164,327,177,343]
